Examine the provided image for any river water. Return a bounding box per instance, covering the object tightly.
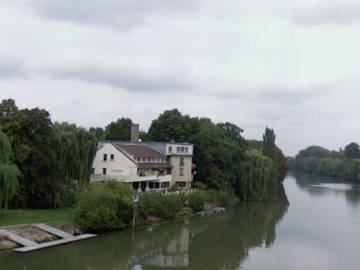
[2,172,360,270]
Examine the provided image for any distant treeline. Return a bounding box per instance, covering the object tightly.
[0,99,287,210]
[287,143,360,182]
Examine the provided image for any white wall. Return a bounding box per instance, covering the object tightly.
[92,143,137,177]
[165,144,193,156]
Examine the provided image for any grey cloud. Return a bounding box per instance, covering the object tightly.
[0,60,26,78]
[24,0,205,28]
[291,4,360,25]
[51,67,191,92]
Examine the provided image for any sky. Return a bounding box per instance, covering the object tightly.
[1,0,360,156]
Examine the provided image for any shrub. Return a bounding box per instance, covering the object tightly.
[208,190,233,207]
[74,181,134,232]
[159,194,183,220]
[191,181,206,190]
[137,193,182,220]
[186,191,209,212]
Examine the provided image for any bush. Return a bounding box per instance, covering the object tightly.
[208,190,233,207]
[137,193,182,220]
[74,181,134,232]
[191,181,206,190]
[186,191,209,212]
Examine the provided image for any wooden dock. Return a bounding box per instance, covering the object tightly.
[0,224,97,253]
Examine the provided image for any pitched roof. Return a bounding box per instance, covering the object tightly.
[112,143,166,159]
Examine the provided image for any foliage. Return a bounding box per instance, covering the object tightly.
[74,181,134,232]
[262,127,278,180]
[344,142,360,159]
[137,192,183,220]
[0,128,20,209]
[191,181,207,190]
[207,190,234,207]
[89,127,105,141]
[236,149,273,201]
[186,191,209,212]
[0,99,97,209]
[292,143,360,182]
[104,118,132,141]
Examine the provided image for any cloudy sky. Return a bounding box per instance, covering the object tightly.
[1,0,360,156]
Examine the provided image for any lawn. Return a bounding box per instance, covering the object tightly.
[0,208,74,227]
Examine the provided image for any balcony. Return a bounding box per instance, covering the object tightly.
[91,174,172,183]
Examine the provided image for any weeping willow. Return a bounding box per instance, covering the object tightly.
[53,123,97,183]
[238,150,273,201]
[0,129,20,209]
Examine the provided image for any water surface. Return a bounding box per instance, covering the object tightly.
[2,172,360,270]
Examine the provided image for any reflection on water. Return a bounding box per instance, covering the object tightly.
[0,188,288,270]
[292,171,360,208]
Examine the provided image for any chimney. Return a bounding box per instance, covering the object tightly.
[131,123,140,142]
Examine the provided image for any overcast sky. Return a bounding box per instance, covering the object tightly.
[1,0,360,156]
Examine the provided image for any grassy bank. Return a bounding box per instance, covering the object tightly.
[0,209,74,227]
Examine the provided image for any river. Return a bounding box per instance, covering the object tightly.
[2,172,360,270]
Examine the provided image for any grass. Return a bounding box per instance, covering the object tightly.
[0,208,74,227]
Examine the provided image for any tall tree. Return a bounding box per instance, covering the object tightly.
[104,118,132,141]
[262,127,278,179]
[0,128,20,209]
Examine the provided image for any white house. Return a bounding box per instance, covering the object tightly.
[91,141,194,191]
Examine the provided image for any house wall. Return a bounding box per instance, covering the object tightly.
[170,155,193,183]
[92,143,137,177]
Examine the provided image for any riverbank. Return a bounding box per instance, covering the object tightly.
[0,209,74,227]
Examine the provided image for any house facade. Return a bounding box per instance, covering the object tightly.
[91,141,194,191]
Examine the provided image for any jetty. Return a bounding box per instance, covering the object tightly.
[0,223,96,253]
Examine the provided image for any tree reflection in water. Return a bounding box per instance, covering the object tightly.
[0,185,288,270]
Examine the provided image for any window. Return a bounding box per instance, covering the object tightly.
[110,154,114,161]
[185,147,188,153]
[142,157,146,162]
[103,154,107,161]
[179,157,184,166]
[102,168,107,175]
[148,157,151,162]
[180,147,184,152]
[91,168,95,174]
[163,182,170,188]
[179,168,184,176]
[176,181,186,188]
[177,147,181,152]
[168,146,172,153]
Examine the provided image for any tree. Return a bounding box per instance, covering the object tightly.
[262,127,278,180]
[217,122,246,145]
[104,118,132,141]
[0,128,20,209]
[344,142,360,159]
[89,127,105,141]
[148,109,194,142]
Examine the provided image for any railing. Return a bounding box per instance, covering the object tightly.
[91,174,172,183]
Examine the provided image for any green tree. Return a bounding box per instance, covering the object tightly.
[148,109,194,142]
[262,127,278,179]
[104,118,132,140]
[0,128,20,209]
[344,142,360,159]
[89,127,105,141]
